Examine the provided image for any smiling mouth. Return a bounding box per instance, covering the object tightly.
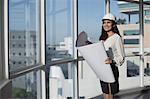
[104,27,110,29]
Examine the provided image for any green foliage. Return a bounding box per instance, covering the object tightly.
[116,18,126,25]
[12,88,35,99]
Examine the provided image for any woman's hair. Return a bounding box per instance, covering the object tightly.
[99,20,121,41]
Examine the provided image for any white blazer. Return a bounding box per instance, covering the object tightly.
[103,33,125,66]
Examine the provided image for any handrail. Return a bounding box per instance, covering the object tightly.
[10,64,44,79]
[9,53,150,79]
[0,80,10,90]
[9,57,84,79]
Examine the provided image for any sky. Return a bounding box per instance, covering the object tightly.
[78,0,120,42]
[78,0,105,42]
[9,0,139,44]
[78,0,131,42]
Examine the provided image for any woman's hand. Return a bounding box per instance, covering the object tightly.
[105,57,112,64]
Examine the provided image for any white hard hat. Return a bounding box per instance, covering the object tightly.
[102,13,116,21]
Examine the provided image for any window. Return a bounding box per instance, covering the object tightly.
[46,0,74,61]
[2,0,46,99]
[46,0,76,98]
[9,0,41,70]
[145,20,150,23]
[124,30,139,35]
[18,36,21,39]
[78,0,104,42]
[124,39,139,44]
[18,53,21,56]
[18,44,22,47]
[127,60,139,77]
[13,61,16,64]
[145,10,150,16]
[12,35,15,39]
[18,61,22,64]
[13,53,15,55]
[12,44,15,47]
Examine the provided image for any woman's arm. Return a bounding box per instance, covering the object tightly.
[113,37,125,66]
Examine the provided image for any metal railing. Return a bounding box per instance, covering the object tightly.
[9,56,84,79]
[9,52,150,79]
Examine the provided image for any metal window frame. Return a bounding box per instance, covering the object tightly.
[4,0,9,79]
[37,0,46,98]
[7,0,46,77]
[0,0,5,80]
[4,0,46,98]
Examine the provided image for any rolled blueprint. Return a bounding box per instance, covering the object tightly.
[77,41,115,83]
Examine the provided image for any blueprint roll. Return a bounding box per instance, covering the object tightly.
[77,41,115,83]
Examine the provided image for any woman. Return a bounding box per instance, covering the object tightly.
[99,13,125,99]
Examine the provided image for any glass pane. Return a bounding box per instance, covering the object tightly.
[78,0,104,43]
[113,1,139,24]
[46,0,76,98]
[77,0,142,97]
[113,0,140,78]
[46,0,74,62]
[78,0,104,98]
[11,70,42,99]
[144,2,150,77]
[145,56,150,76]
[48,63,77,99]
[126,56,140,77]
[0,0,2,78]
[9,0,40,71]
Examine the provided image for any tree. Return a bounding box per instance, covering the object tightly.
[116,18,126,25]
[12,88,36,99]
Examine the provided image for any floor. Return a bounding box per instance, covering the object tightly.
[91,86,150,99]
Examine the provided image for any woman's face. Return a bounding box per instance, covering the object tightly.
[102,20,114,32]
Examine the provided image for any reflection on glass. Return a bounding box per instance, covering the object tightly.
[9,0,40,71]
[12,70,39,99]
[112,1,139,24]
[46,0,76,98]
[145,62,150,76]
[144,3,150,76]
[127,55,150,77]
[48,63,76,99]
[115,1,140,78]
[46,0,73,63]
[127,59,140,77]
